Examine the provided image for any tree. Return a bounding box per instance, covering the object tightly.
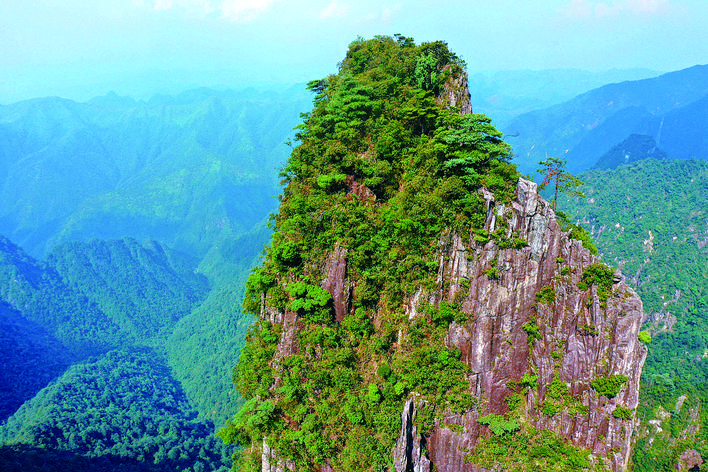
[537,157,585,210]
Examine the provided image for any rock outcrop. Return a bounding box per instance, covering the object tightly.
[437,65,473,114]
[677,448,703,471]
[392,178,647,471]
[230,36,648,472]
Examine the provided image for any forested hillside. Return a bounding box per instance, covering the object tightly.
[0,84,305,470]
[0,87,310,258]
[0,350,232,472]
[561,159,708,469]
[47,238,209,341]
[0,302,72,421]
[0,235,249,470]
[0,235,123,357]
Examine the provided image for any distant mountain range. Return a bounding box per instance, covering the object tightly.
[503,64,708,173]
[0,86,311,258]
[469,67,661,127]
[0,85,309,470]
[2,64,707,470]
[4,69,696,259]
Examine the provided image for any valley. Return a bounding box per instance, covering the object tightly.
[1,38,707,471]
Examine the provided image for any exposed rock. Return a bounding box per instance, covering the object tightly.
[393,178,647,472]
[677,449,702,471]
[437,65,473,114]
[263,439,296,472]
[346,175,376,202]
[320,245,350,322]
[393,398,433,472]
[272,308,301,361]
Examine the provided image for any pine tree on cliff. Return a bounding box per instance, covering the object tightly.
[537,156,585,211]
[219,36,646,472]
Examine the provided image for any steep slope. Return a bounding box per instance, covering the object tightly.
[560,159,708,469]
[221,36,647,472]
[167,224,271,425]
[0,235,209,354]
[0,301,72,421]
[592,134,668,170]
[0,235,121,356]
[46,237,209,340]
[0,350,232,472]
[394,179,646,472]
[504,64,708,173]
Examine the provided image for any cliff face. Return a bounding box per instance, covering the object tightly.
[225,36,647,472]
[393,179,647,471]
[258,177,647,471]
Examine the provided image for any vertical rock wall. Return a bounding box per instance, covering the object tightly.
[394,178,647,472]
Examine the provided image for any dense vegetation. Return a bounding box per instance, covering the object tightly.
[0,302,72,421]
[47,238,209,341]
[219,35,608,471]
[561,158,708,469]
[0,235,122,357]
[0,350,232,471]
[592,134,667,170]
[0,235,255,470]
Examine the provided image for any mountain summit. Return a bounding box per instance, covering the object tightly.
[220,36,647,472]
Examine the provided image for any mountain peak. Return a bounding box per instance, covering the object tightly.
[221,35,647,472]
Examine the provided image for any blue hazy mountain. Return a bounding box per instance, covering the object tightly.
[0,86,311,258]
[504,64,708,173]
[468,67,661,127]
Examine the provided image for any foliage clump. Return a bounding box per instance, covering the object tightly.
[590,375,628,399]
[578,262,615,305]
[612,406,633,420]
[535,286,556,305]
[467,427,598,471]
[222,35,519,471]
[523,318,542,346]
[478,414,519,436]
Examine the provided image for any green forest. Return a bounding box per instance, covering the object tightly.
[220,36,616,471]
[0,236,257,471]
[2,31,708,472]
[0,351,231,472]
[561,159,708,469]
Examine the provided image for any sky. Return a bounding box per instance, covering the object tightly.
[1,0,707,103]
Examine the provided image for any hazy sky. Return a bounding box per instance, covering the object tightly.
[2,0,706,103]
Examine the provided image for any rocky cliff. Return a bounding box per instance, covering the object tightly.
[392,178,647,471]
[221,36,647,472]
